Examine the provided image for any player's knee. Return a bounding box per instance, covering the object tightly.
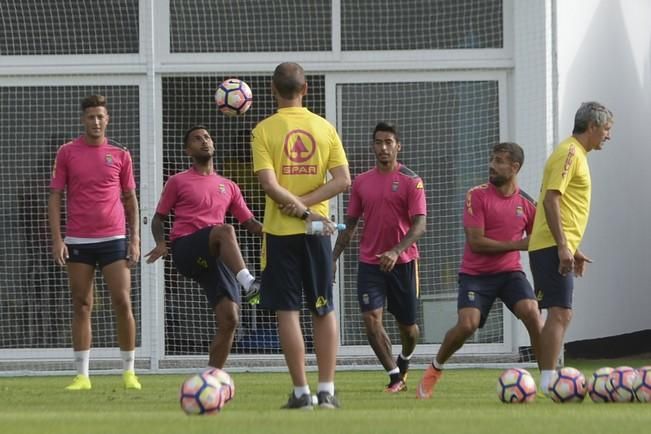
[111,295,133,316]
[456,318,479,337]
[211,224,235,242]
[72,296,92,315]
[362,311,382,333]
[217,306,239,332]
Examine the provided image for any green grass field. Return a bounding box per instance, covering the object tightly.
[2,358,650,434]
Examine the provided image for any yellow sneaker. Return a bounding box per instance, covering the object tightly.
[65,374,91,390]
[123,370,142,390]
[416,365,442,400]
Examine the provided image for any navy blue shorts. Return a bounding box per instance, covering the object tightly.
[357,261,419,325]
[457,271,536,328]
[171,226,240,308]
[67,239,127,268]
[260,233,333,316]
[529,246,574,309]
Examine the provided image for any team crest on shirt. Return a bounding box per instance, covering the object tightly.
[467,291,475,301]
[104,154,114,166]
[391,181,399,192]
[218,183,225,194]
[515,205,524,217]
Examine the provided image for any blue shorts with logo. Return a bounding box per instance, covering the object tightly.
[171,226,240,308]
[457,271,536,328]
[66,238,127,268]
[260,233,333,316]
[357,260,419,326]
[529,246,574,309]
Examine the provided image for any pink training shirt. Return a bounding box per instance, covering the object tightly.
[50,136,136,238]
[460,183,536,275]
[347,164,427,265]
[156,167,254,241]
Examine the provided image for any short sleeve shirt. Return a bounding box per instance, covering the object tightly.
[529,137,591,253]
[49,136,136,238]
[347,164,426,265]
[460,183,536,275]
[156,167,254,241]
[251,107,348,235]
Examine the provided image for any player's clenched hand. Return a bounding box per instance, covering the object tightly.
[145,242,168,264]
[52,239,68,266]
[557,245,574,276]
[376,250,399,273]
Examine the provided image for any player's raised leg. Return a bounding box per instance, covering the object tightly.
[65,262,95,391]
[208,224,260,302]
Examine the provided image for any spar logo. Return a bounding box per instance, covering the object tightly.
[282,129,317,175]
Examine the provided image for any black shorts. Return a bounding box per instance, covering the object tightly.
[260,233,333,316]
[457,271,536,328]
[357,261,419,325]
[529,246,574,309]
[66,239,127,268]
[171,226,240,308]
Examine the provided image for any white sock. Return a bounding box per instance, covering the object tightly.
[388,367,400,375]
[432,359,444,370]
[74,350,90,377]
[294,385,310,398]
[317,382,335,395]
[236,269,255,290]
[400,351,414,360]
[540,370,555,393]
[121,350,135,372]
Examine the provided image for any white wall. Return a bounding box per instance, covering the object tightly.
[555,0,651,341]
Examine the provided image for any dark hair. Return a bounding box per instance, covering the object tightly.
[573,101,614,134]
[272,62,306,99]
[492,142,524,168]
[183,124,210,148]
[373,121,400,142]
[80,95,107,111]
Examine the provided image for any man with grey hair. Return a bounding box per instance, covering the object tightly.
[528,101,614,395]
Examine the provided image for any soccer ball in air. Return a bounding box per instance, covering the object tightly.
[549,367,586,403]
[587,367,614,403]
[179,372,227,415]
[203,367,235,403]
[633,366,651,402]
[215,78,253,116]
[496,368,536,403]
[606,366,637,402]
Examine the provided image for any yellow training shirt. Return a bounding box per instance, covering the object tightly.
[529,136,591,253]
[251,107,348,235]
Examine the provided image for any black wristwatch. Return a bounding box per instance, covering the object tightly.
[300,208,311,220]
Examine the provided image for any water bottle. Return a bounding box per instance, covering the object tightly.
[305,221,346,236]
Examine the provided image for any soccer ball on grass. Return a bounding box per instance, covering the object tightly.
[549,367,586,403]
[179,372,228,415]
[496,368,536,403]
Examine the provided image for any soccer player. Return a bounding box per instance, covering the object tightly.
[48,95,141,390]
[332,121,426,393]
[416,142,542,399]
[145,125,262,369]
[251,62,350,409]
[529,102,613,395]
